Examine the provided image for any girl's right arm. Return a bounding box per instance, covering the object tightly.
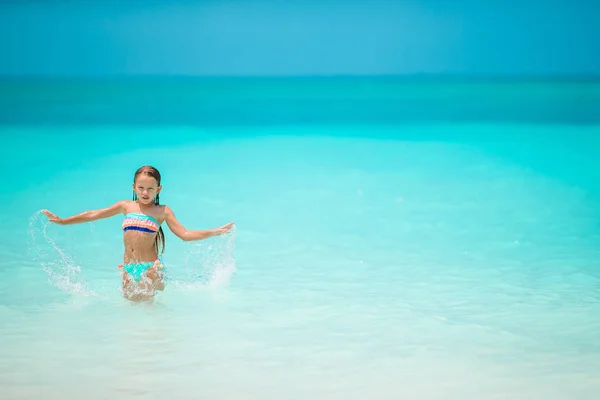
[42,201,127,225]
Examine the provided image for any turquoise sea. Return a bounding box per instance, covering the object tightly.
[2,77,600,399]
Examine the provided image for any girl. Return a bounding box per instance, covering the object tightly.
[42,165,235,301]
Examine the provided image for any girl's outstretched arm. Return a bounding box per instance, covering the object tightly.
[164,206,234,241]
[42,201,127,225]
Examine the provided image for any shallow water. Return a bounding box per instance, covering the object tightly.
[2,78,600,399]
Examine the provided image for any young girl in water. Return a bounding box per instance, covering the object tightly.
[42,165,234,301]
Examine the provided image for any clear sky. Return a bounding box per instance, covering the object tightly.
[0,0,598,77]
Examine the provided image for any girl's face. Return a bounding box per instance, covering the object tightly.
[133,175,161,205]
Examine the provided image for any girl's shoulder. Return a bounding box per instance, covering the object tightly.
[156,204,169,221]
[121,200,137,214]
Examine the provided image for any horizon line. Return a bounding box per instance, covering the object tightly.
[1,72,600,81]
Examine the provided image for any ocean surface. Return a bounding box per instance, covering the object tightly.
[1,77,600,399]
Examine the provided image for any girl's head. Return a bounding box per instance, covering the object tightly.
[132,165,165,254]
[132,165,162,206]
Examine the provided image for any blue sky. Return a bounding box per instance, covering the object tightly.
[0,0,598,76]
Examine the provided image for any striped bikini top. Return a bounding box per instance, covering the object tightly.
[122,213,160,234]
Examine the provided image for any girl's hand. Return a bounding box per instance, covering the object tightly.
[213,222,235,236]
[42,210,64,225]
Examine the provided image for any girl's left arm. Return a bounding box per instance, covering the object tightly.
[163,206,234,242]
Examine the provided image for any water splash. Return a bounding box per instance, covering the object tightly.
[175,224,237,290]
[27,210,237,296]
[27,210,97,297]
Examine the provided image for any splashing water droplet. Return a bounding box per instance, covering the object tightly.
[27,210,96,297]
[176,224,237,290]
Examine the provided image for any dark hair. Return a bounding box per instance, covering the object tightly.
[132,165,165,255]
